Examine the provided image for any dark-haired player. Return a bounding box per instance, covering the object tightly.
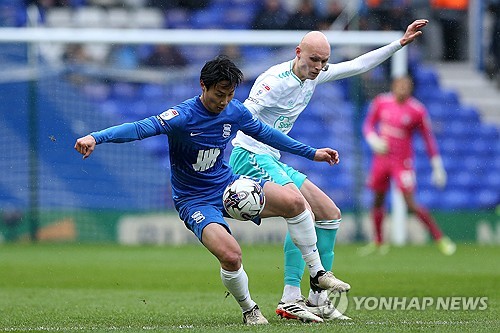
[74,55,349,325]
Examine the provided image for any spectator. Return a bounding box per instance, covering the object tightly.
[107,45,140,70]
[431,0,468,61]
[142,45,188,68]
[2,207,23,242]
[317,0,345,30]
[147,0,210,11]
[363,0,410,31]
[63,43,93,65]
[251,0,289,30]
[486,0,500,80]
[221,44,243,66]
[285,0,321,30]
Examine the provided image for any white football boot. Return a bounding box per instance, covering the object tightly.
[276,297,324,323]
[306,290,351,320]
[310,270,351,294]
[243,305,269,325]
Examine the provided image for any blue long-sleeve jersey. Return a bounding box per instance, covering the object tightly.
[91,96,316,205]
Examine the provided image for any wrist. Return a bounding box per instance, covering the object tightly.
[431,156,443,170]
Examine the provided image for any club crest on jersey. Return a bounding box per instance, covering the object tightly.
[223,124,231,138]
[274,116,292,131]
[159,109,179,121]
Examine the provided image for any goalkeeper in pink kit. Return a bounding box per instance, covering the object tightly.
[361,76,456,256]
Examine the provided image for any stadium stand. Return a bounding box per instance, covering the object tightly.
[0,0,498,214]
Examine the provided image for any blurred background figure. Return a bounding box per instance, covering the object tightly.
[2,206,23,242]
[485,0,500,82]
[431,0,469,61]
[251,0,289,30]
[62,43,93,65]
[359,76,456,256]
[221,44,243,66]
[362,0,410,31]
[285,0,321,30]
[142,44,187,68]
[107,45,140,70]
[317,0,346,30]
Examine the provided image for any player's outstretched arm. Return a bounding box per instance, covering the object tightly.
[74,135,96,159]
[400,19,429,46]
[314,148,340,166]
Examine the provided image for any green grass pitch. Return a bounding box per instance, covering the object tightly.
[1,243,498,332]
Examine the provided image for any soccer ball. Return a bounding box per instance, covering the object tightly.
[223,178,266,221]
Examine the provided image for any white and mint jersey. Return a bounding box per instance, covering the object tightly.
[232,40,402,160]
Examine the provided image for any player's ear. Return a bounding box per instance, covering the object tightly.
[200,80,206,92]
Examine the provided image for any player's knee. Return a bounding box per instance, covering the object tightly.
[219,249,242,270]
[330,206,341,221]
[282,191,307,218]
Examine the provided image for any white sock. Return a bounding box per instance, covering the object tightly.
[308,289,329,306]
[286,210,324,277]
[307,290,321,306]
[281,285,302,303]
[303,251,323,277]
[220,265,255,312]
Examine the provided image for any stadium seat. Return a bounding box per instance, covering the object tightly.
[141,83,164,99]
[482,124,499,139]
[459,105,481,124]
[45,8,73,27]
[107,8,130,28]
[440,89,460,106]
[473,189,499,208]
[222,7,254,29]
[442,190,470,209]
[191,8,223,29]
[165,8,191,29]
[413,66,439,87]
[73,7,107,28]
[130,8,165,29]
[417,190,441,209]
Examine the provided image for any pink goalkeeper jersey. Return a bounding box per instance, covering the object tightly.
[363,93,439,163]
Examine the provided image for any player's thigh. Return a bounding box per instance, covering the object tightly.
[393,167,416,193]
[260,181,306,218]
[367,157,391,192]
[300,179,340,221]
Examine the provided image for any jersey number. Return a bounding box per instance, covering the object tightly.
[193,148,220,171]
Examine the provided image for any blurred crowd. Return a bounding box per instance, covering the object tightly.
[4,1,498,76]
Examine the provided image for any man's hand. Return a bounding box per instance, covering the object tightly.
[314,148,339,166]
[431,156,447,189]
[74,135,97,159]
[400,19,429,46]
[366,132,388,154]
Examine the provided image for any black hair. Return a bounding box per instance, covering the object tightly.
[200,55,243,90]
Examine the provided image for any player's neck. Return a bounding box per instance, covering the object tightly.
[292,58,306,82]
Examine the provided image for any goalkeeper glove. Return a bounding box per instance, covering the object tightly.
[366,132,388,154]
[431,156,447,188]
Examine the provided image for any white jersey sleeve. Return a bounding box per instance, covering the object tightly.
[231,39,402,159]
[318,40,402,83]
